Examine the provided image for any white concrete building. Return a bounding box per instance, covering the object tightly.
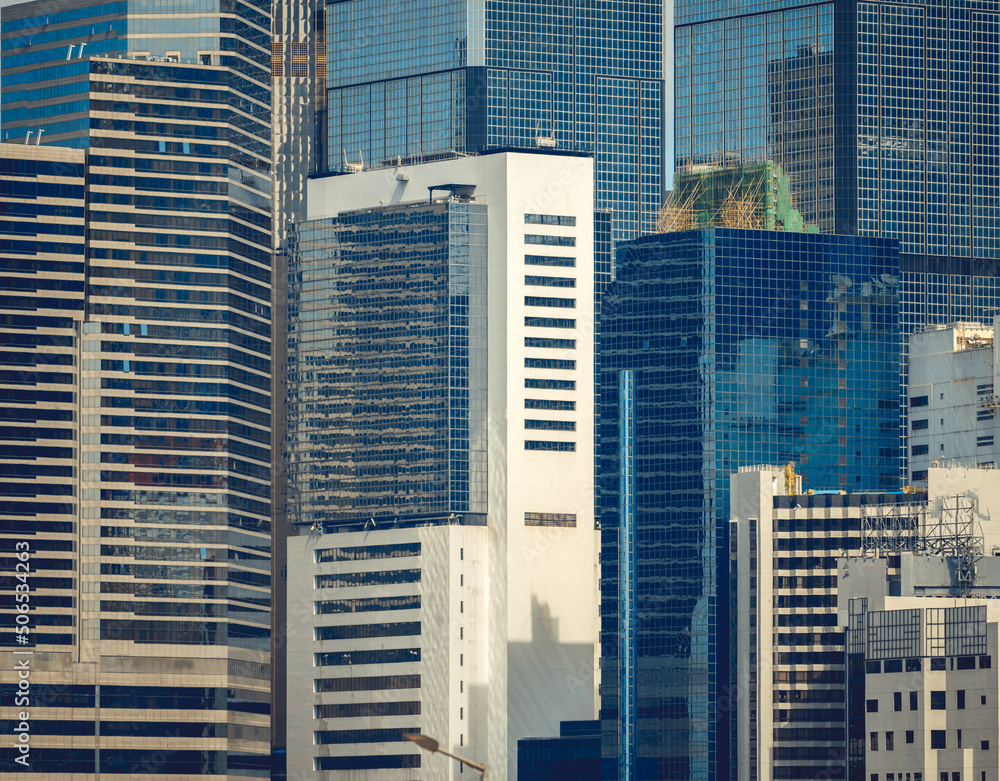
[908,320,999,483]
[285,151,602,781]
[731,466,1000,781]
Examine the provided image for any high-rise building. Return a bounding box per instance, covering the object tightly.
[285,151,603,780]
[0,1,273,776]
[907,319,999,483]
[320,0,666,243]
[674,0,1000,331]
[598,228,902,780]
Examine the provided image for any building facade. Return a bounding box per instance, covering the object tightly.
[285,151,603,780]
[321,0,665,243]
[598,229,902,781]
[0,1,273,776]
[908,320,999,482]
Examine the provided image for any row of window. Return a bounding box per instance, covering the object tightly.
[867,655,990,673]
[871,730,988,752]
[867,689,985,712]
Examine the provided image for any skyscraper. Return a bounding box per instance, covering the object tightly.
[1,0,273,775]
[321,0,666,243]
[674,0,1000,328]
[285,151,603,780]
[598,228,902,780]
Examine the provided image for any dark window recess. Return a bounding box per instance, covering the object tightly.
[316,755,420,771]
[524,512,577,528]
[315,648,420,667]
[931,730,946,749]
[525,234,575,246]
[315,726,420,744]
[524,316,575,329]
[524,213,576,226]
[316,596,421,615]
[931,658,946,670]
[910,691,918,710]
[525,254,575,267]
[866,660,881,674]
[958,690,966,709]
[958,656,976,670]
[525,398,575,411]
[525,440,575,452]
[525,378,575,391]
[912,470,928,481]
[911,444,929,456]
[315,621,420,641]
[931,691,946,709]
[883,659,903,673]
[866,699,879,713]
[314,674,420,693]
[893,692,902,711]
[910,395,929,407]
[906,730,914,744]
[911,418,929,430]
[316,542,420,563]
[981,656,992,669]
[525,357,575,370]
[525,419,576,431]
[525,336,575,349]
[525,296,575,309]
[315,701,420,719]
[316,570,420,588]
[525,275,576,288]
[906,658,921,672]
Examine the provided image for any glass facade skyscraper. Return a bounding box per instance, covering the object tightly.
[598,229,901,781]
[1,0,272,776]
[675,0,1000,321]
[323,0,665,242]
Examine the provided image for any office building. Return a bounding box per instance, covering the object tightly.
[285,151,602,780]
[674,0,1000,332]
[0,0,273,776]
[731,465,1000,781]
[321,0,665,243]
[598,228,902,781]
[846,599,1000,781]
[908,320,999,482]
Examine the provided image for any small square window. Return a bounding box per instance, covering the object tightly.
[906,730,914,744]
[982,741,990,751]
[931,690,947,709]
[867,698,879,713]
[931,730,946,749]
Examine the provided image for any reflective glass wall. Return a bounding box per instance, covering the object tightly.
[325,0,664,242]
[287,200,489,528]
[599,229,901,781]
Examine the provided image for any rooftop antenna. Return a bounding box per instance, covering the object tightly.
[78,42,87,58]
[66,44,75,60]
[23,130,33,145]
[35,129,44,145]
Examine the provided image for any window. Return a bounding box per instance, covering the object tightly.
[525,337,575,349]
[884,659,903,673]
[958,730,963,749]
[525,378,575,391]
[525,440,575,452]
[525,234,575,247]
[525,419,576,431]
[931,691,946,709]
[910,395,929,407]
[866,660,881,674]
[931,730,946,749]
[906,658,921,672]
[525,295,575,309]
[912,418,929,430]
[931,657,946,671]
[982,741,990,750]
[525,254,575,267]
[525,398,575,411]
[981,656,992,669]
[906,730,914,744]
[958,690,965,709]
[524,316,575,329]
[910,691,918,710]
[886,732,894,751]
[912,444,929,456]
[525,275,576,288]
[867,699,879,713]
[524,512,576,527]
[894,692,902,711]
[958,656,976,670]
[912,470,928,481]
[870,732,879,751]
[524,213,576,226]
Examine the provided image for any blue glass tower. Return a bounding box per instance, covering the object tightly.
[323,0,665,243]
[598,229,901,781]
[674,0,1000,330]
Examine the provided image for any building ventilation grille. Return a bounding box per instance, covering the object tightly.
[525,512,577,527]
[290,42,308,77]
[270,42,283,76]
